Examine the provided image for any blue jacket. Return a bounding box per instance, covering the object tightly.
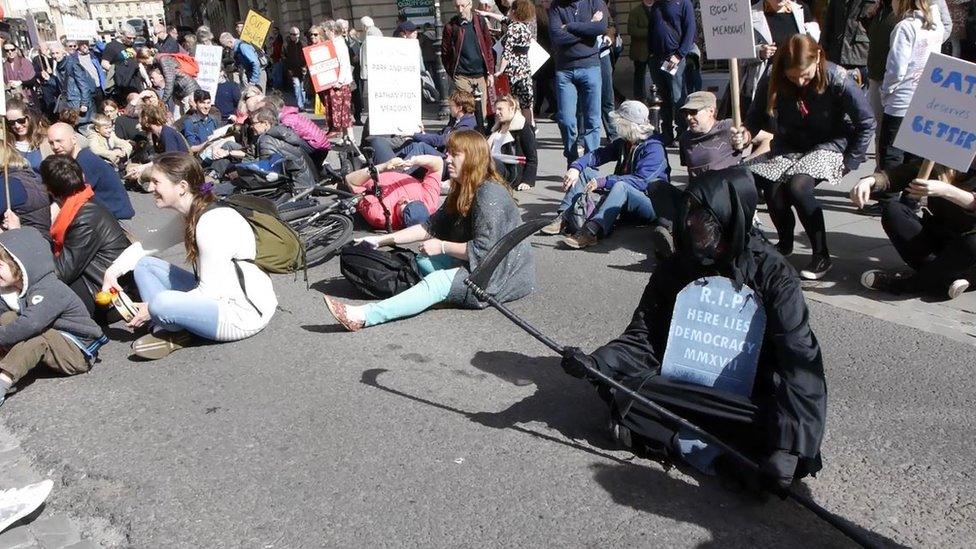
[233,41,262,85]
[77,52,107,91]
[571,134,671,191]
[412,113,477,150]
[75,148,134,220]
[215,80,242,120]
[548,0,609,70]
[182,112,221,146]
[646,0,697,59]
[58,54,96,109]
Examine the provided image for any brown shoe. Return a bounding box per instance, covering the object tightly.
[132,330,193,360]
[540,217,564,235]
[563,231,598,249]
[323,295,364,332]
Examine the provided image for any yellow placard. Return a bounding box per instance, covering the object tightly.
[240,10,272,47]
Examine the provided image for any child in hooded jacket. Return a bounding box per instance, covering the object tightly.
[0,228,107,405]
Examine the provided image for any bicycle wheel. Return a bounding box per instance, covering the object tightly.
[278,197,331,223]
[300,213,354,267]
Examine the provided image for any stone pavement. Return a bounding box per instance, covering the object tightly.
[0,425,99,549]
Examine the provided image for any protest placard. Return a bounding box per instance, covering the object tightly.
[366,36,422,136]
[699,0,756,60]
[240,10,272,48]
[304,41,341,92]
[893,53,976,173]
[661,277,766,397]
[194,45,224,98]
[63,17,98,42]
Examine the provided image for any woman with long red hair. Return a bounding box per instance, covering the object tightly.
[323,130,535,331]
[733,34,875,280]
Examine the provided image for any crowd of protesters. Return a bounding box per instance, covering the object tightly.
[0,0,974,492]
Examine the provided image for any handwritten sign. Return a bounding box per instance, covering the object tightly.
[304,41,340,92]
[62,17,98,42]
[194,45,223,98]
[698,0,756,60]
[894,53,976,172]
[662,276,766,397]
[366,36,422,136]
[240,10,272,48]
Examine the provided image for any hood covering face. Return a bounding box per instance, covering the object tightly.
[0,227,56,297]
[675,167,758,288]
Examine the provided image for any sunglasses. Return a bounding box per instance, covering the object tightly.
[67,45,78,49]
[3,48,15,53]
[310,33,321,36]
[9,117,28,126]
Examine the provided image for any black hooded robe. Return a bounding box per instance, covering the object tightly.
[589,167,828,478]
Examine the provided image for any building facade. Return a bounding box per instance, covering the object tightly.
[88,0,166,41]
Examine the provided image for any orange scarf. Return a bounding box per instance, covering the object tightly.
[50,185,95,256]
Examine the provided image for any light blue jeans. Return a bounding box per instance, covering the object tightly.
[555,65,602,162]
[363,254,465,326]
[292,76,306,109]
[133,256,220,339]
[557,169,656,235]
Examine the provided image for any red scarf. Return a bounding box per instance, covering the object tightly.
[50,185,95,256]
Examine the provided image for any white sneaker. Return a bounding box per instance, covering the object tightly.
[948,279,969,300]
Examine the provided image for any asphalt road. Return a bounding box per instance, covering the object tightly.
[2,119,974,548]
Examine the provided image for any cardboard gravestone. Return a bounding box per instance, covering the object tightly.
[893,53,976,172]
[366,36,422,136]
[662,276,766,397]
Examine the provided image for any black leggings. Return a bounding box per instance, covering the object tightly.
[757,173,828,256]
[881,200,976,291]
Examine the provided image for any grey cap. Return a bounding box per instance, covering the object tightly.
[681,91,717,112]
[613,100,649,125]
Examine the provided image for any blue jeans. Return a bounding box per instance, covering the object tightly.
[292,76,306,109]
[649,55,687,144]
[590,180,656,235]
[557,168,599,212]
[363,254,464,326]
[134,256,220,339]
[600,54,618,141]
[555,66,602,162]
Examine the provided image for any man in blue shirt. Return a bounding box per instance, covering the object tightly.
[183,90,222,154]
[645,0,697,146]
[46,123,134,221]
[548,0,609,163]
[219,32,266,90]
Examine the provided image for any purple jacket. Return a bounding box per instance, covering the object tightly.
[279,106,331,151]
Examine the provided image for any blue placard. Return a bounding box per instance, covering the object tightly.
[661,276,766,397]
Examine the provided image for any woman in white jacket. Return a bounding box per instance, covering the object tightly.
[879,0,943,171]
[102,153,278,360]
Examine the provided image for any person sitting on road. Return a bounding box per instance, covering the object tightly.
[678,91,743,180]
[0,143,53,234]
[250,107,320,191]
[261,94,332,167]
[487,95,537,192]
[366,90,478,165]
[851,162,976,300]
[182,90,223,154]
[323,130,535,331]
[6,155,134,318]
[101,153,278,360]
[125,103,191,182]
[0,228,107,407]
[560,168,828,494]
[47,122,135,221]
[88,114,133,167]
[343,155,444,231]
[5,98,50,171]
[540,101,674,251]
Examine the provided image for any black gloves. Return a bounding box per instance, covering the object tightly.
[761,449,799,497]
[560,347,597,379]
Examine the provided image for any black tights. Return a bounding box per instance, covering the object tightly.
[881,200,976,291]
[759,173,828,256]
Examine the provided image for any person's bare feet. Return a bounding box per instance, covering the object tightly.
[323,295,365,332]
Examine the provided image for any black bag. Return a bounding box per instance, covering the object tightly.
[339,243,422,298]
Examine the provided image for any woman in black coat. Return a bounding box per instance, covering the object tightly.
[487,94,538,191]
[561,167,828,492]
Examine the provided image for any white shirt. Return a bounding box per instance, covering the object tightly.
[882,10,944,117]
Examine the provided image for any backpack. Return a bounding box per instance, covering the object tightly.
[339,243,422,299]
[564,191,598,235]
[206,195,305,313]
[159,52,200,77]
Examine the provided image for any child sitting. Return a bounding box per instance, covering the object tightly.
[88,114,133,166]
[0,228,107,406]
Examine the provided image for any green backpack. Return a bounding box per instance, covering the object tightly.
[207,195,305,313]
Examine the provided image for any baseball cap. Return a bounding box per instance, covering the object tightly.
[613,101,649,125]
[681,91,717,112]
[400,200,430,227]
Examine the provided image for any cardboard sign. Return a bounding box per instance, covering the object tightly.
[240,10,272,48]
[366,36,422,136]
[304,41,341,92]
[893,53,976,172]
[661,276,766,397]
[194,45,224,99]
[397,0,436,26]
[492,40,551,76]
[63,17,98,42]
[699,0,756,60]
